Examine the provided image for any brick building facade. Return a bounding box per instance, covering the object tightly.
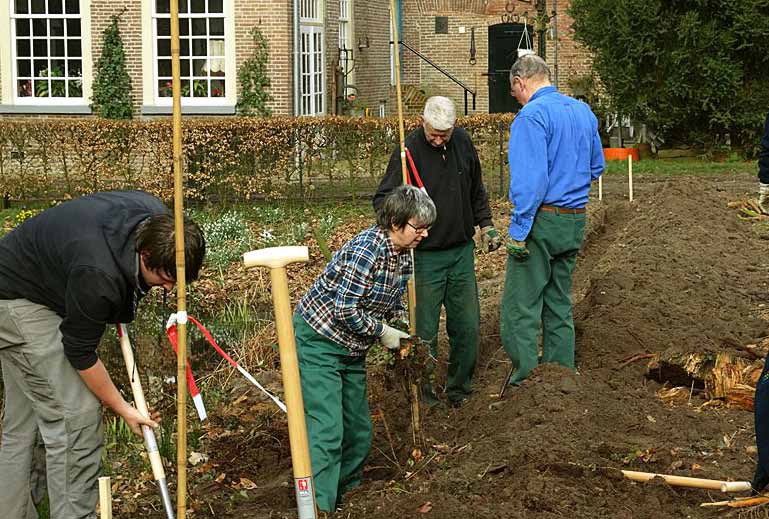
[0,0,591,118]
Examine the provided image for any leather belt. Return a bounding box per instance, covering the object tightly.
[539,204,586,214]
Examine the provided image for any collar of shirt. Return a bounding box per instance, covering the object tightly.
[529,85,557,103]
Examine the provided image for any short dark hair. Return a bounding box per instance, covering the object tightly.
[135,214,206,283]
[376,184,437,230]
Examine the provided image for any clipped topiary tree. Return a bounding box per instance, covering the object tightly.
[569,0,769,149]
[236,27,273,116]
[91,15,133,119]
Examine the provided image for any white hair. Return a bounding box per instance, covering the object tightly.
[423,96,456,131]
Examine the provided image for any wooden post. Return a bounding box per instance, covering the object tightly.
[98,476,112,519]
[169,0,189,516]
[244,246,316,519]
[628,155,634,202]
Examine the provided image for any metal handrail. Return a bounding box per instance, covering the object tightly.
[395,40,477,115]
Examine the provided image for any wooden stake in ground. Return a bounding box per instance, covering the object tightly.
[98,476,112,519]
[168,1,189,516]
[621,469,751,493]
[628,155,634,202]
[389,0,422,447]
[244,246,316,519]
[117,324,175,519]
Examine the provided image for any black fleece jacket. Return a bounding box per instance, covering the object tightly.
[0,191,169,370]
[373,126,492,251]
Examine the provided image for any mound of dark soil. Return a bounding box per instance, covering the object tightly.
[194,174,769,518]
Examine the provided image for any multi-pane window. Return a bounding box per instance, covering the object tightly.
[299,0,319,22]
[299,0,323,115]
[153,0,226,102]
[11,0,83,101]
[300,25,323,115]
[338,0,353,96]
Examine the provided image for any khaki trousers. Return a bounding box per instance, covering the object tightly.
[0,299,103,519]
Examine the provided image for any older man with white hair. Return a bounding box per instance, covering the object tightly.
[501,54,605,388]
[374,96,500,408]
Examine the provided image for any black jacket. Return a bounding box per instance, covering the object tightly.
[0,191,169,370]
[759,111,769,184]
[373,127,492,251]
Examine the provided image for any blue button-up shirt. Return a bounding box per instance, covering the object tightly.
[296,225,412,355]
[507,86,605,241]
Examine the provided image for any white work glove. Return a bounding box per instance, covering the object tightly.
[380,323,409,350]
[759,183,769,214]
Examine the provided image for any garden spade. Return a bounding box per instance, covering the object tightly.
[243,246,316,519]
[117,324,175,519]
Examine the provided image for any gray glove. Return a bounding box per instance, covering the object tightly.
[759,183,769,214]
[480,226,502,253]
[380,323,409,350]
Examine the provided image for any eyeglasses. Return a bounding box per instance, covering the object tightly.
[406,222,431,234]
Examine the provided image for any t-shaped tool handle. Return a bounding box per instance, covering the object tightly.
[243,246,316,519]
[243,246,309,269]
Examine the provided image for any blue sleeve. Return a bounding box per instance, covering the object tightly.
[508,115,549,241]
[332,248,383,337]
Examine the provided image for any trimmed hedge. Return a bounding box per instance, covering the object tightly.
[0,114,514,203]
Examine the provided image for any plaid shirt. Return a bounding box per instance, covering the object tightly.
[296,225,413,355]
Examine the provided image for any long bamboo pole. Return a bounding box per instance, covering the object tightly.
[389,0,416,334]
[169,1,189,516]
[389,0,422,447]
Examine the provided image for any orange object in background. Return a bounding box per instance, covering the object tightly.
[604,147,640,161]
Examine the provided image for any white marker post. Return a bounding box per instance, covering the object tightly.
[628,154,634,202]
[598,175,603,201]
[98,476,112,519]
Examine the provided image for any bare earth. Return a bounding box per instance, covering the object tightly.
[152,173,769,518]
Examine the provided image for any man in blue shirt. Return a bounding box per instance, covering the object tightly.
[501,54,605,386]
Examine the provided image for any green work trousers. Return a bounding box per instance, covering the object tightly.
[0,299,104,519]
[500,211,586,385]
[294,315,372,513]
[415,241,480,403]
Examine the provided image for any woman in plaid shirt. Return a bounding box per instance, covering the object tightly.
[294,185,435,513]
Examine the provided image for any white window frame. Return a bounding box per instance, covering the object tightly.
[300,0,321,23]
[142,0,235,108]
[1,0,93,106]
[338,0,353,93]
[300,24,324,116]
[299,0,324,116]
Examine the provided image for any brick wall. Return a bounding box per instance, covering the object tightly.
[351,2,391,114]
[236,0,293,115]
[400,0,594,114]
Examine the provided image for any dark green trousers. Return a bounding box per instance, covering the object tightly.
[500,210,586,385]
[415,241,480,403]
[294,315,371,512]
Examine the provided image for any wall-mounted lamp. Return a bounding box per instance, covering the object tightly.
[357,36,370,51]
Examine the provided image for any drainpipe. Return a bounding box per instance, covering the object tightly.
[293,0,300,115]
[552,0,558,88]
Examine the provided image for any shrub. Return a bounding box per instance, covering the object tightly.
[0,114,514,203]
[236,27,273,116]
[91,15,133,119]
[569,0,769,150]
